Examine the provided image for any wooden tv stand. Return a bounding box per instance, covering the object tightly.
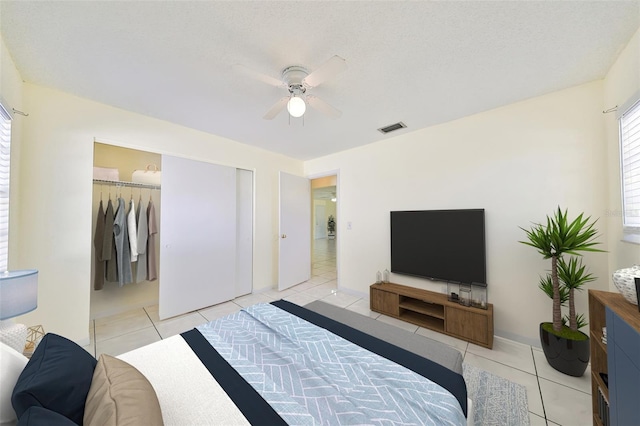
[370,282,494,349]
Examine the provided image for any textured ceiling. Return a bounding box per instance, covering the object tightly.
[1,1,639,160]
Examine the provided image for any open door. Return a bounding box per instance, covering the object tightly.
[278,171,311,290]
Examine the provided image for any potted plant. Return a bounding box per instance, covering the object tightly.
[327,215,336,239]
[520,207,603,376]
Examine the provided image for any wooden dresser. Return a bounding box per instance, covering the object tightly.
[588,290,640,425]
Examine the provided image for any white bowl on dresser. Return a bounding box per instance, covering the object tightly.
[612,265,640,305]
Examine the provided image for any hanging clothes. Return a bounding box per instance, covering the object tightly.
[136,198,148,283]
[127,198,138,263]
[146,199,158,281]
[113,197,133,286]
[93,200,107,290]
[104,199,117,283]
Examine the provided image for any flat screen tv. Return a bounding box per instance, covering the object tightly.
[390,209,486,284]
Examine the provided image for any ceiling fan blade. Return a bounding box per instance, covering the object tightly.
[307,95,342,119]
[233,64,286,88]
[263,97,289,120]
[303,55,347,88]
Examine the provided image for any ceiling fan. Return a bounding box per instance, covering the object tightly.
[234,55,347,120]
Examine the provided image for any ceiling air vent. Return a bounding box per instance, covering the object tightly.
[377,121,407,134]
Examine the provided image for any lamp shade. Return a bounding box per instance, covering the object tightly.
[287,96,306,118]
[0,270,38,320]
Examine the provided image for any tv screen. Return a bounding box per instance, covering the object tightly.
[390,209,486,284]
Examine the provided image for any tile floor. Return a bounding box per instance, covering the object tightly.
[86,238,591,426]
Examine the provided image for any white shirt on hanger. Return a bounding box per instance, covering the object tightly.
[127,199,138,262]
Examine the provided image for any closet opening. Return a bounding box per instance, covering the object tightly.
[91,143,162,319]
[90,142,254,321]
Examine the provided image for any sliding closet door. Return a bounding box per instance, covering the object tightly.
[235,169,253,297]
[159,155,236,320]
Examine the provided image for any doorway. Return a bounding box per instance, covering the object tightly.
[311,175,337,283]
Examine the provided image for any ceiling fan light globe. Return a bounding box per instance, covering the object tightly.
[287,96,306,117]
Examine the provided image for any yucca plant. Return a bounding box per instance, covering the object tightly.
[539,256,595,332]
[538,273,569,306]
[520,207,602,335]
[558,256,595,331]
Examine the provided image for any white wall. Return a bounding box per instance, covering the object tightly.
[15,84,302,344]
[604,28,640,280]
[306,81,609,346]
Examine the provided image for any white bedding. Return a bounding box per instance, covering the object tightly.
[118,305,474,426]
[118,335,250,426]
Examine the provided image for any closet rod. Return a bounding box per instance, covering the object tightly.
[92,179,161,191]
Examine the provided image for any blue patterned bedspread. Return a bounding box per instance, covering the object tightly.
[196,303,465,426]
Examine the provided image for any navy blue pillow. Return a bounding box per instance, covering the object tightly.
[17,406,78,426]
[11,333,97,425]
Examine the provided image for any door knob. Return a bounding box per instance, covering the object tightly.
[281,234,287,239]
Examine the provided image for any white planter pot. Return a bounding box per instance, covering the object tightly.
[612,266,640,305]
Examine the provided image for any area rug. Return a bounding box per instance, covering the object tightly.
[463,363,530,426]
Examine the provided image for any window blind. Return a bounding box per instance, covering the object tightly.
[621,99,640,229]
[0,105,10,271]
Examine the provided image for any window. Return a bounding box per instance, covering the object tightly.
[620,97,640,235]
[0,104,10,271]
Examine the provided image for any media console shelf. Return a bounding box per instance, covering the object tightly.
[370,282,494,349]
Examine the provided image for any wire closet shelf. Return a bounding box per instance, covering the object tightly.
[92,179,161,191]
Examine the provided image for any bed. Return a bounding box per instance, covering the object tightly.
[5,299,472,426]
